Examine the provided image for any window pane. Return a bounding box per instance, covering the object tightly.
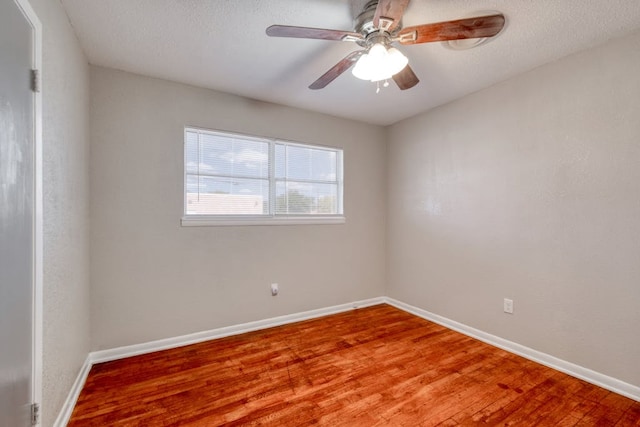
[184,127,343,219]
[275,181,338,215]
[199,133,232,176]
[311,149,337,181]
[185,131,199,173]
[186,174,199,194]
[313,183,339,214]
[275,143,285,179]
[285,145,311,180]
[200,133,269,178]
[186,176,269,215]
[276,182,309,214]
[229,139,269,178]
[284,145,337,181]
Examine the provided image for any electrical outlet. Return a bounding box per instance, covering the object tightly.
[503,298,514,314]
[271,283,279,296]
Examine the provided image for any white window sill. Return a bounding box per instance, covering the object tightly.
[181,215,346,227]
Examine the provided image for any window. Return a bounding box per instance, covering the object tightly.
[182,127,344,226]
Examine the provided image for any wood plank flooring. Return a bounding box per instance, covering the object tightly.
[68,304,640,426]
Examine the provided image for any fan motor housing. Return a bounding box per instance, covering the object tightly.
[354,0,402,47]
[354,1,378,34]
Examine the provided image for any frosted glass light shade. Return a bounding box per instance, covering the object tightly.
[352,43,408,82]
[387,47,409,72]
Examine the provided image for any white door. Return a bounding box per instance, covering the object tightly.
[0,0,41,425]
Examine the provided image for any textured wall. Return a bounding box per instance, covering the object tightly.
[28,0,91,425]
[387,30,640,387]
[89,66,387,350]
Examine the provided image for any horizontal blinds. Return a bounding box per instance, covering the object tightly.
[275,142,341,215]
[185,129,270,215]
[185,128,342,216]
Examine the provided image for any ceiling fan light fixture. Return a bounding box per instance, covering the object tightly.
[267,3,505,91]
[387,47,409,71]
[352,43,408,82]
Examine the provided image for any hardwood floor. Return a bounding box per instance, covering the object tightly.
[68,304,640,426]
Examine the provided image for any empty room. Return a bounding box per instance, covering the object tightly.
[1,0,639,425]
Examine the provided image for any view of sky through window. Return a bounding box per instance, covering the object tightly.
[185,128,342,217]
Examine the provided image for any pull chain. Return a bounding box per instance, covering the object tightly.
[375,79,390,94]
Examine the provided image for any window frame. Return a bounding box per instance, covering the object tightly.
[181,127,345,227]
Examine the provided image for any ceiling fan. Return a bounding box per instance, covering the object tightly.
[266,0,505,91]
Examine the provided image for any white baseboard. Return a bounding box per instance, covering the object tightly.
[384,297,640,402]
[54,295,639,426]
[53,296,384,426]
[90,297,385,364]
[52,354,92,427]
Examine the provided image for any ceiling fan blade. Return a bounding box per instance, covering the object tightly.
[266,25,363,42]
[309,50,365,90]
[397,14,505,45]
[393,65,419,90]
[374,0,410,32]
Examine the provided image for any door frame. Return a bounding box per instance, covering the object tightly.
[13,0,43,413]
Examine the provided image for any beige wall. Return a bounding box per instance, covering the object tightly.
[387,30,640,387]
[89,66,387,350]
[29,0,92,425]
[30,7,639,419]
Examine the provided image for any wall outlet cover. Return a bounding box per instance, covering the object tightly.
[503,298,514,314]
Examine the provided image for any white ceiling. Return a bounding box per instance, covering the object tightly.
[61,0,640,126]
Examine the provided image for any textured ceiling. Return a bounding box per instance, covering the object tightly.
[61,0,640,126]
